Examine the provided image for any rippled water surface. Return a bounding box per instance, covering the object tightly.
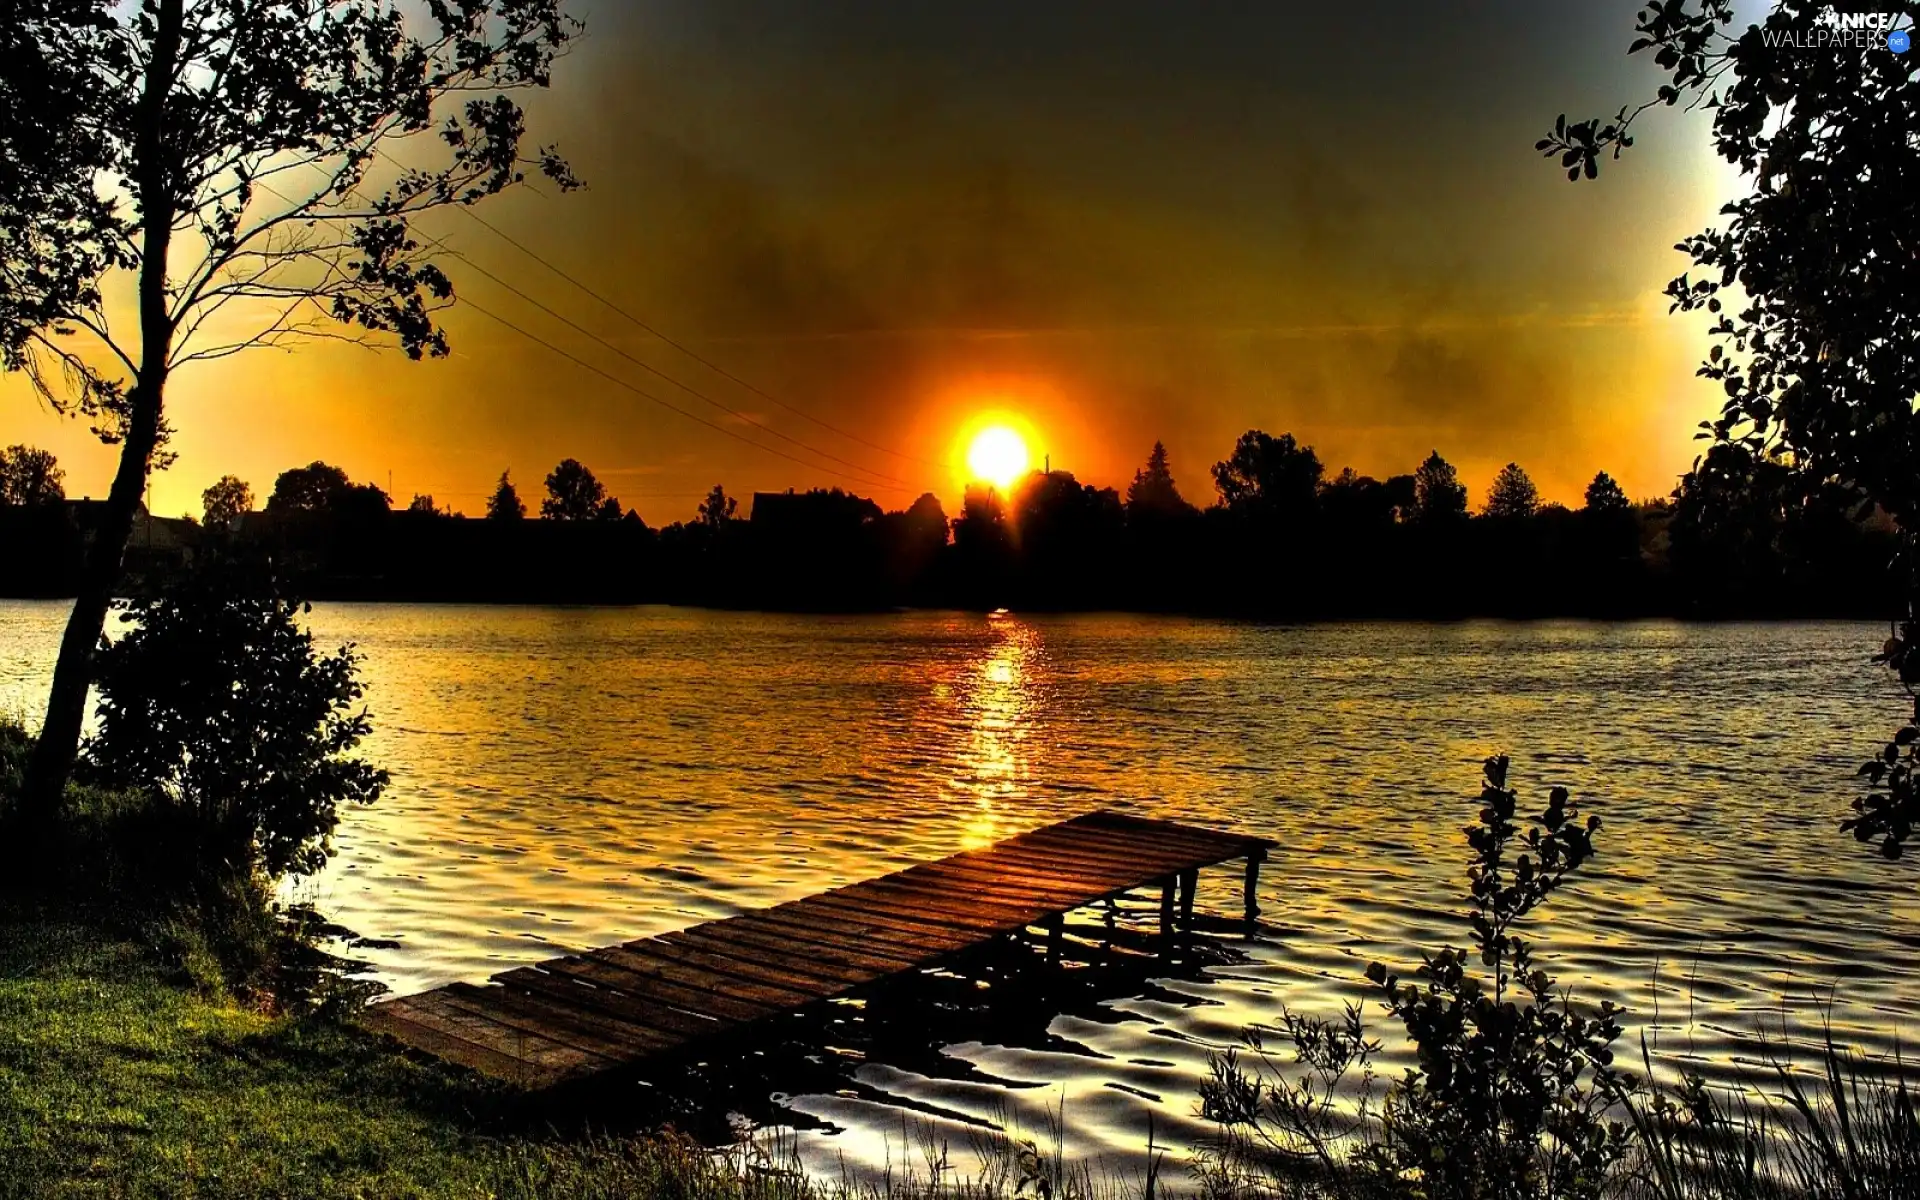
[4,603,1917,1173]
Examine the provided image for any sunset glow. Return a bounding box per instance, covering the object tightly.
[965,425,1030,492]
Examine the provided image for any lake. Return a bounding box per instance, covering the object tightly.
[3,602,1917,1174]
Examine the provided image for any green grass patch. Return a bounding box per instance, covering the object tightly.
[0,903,525,1198]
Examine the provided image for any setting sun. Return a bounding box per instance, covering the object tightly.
[965,425,1030,491]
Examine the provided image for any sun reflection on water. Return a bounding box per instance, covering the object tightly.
[954,615,1043,849]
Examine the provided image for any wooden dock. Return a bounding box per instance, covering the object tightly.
[360,810,1272,1090]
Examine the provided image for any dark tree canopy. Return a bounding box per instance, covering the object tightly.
[1126,441,1192,517]
[1483,463,1541,520]
[541,458,620,521]
[199,474,251,528]
[4,0,582,419]
[1413,451,1469,524]
[1211,430,1324,521]
[265,461,387,520]
[0,444,66,507]
[698,484,738,529]
[266,462,351,515]
[486,470,525,522]
[85,569,387,881]
[1544,2,1917,517]
[1548,0,1920,857]
[1583,471,1631,515]
[902,492,950,549]
[2,0,580,814]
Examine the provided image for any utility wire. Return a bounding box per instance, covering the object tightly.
[452,253,919,492]
[252,173,921,499]
[459,297,920,496]
[443,198,950,473]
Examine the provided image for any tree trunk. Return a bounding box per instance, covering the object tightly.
[18,0,181,817]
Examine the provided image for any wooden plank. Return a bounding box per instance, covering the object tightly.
[450,980,683,1057]
[793,890,1022,939]
[659,926,887,991]
[724,910,958,965]
[590,943,819,1008]
[950,840,1185,883]
[501,966,737,1042]
[659,928,887,992]
[677,915,930,974]
[1014,824,1249,867]
[528,954,786,1024]
[363,810,1274,1092]
[1055,813,1269,857]
[807,883,1048,931]
[398,991,610,1078]
[1079,810,1272,848]
[747,903,982,958]
[1028,814,1258,858]
[894,853,1139,897]
[834,876,1078,925]
[838,871,1106,926]
[438,982,668,1061]
[363,1002,566,1088]
[966,835,1167,874]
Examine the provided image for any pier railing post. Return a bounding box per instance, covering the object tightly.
[1243,848,1266,932]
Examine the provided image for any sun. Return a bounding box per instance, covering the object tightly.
[966,425,1030,491]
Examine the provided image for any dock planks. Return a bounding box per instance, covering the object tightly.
[360,809,1272,1090]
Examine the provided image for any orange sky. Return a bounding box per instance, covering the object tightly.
[1,1,1743,526]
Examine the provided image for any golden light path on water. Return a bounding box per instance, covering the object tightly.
[2,603,1919,1177]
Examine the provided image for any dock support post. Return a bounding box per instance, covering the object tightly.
[1243,848,1266,932]
[1177,868,1198,929]
[1158,876,1176,940]
[1045,913,1064,964]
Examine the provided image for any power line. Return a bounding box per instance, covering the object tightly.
[251,174,924,500]
[444,199,950,473]
[453,253,919,492]
[460,297,920,497]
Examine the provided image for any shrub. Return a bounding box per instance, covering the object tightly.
[82,566,388,883]
[1201,756,1631,1200]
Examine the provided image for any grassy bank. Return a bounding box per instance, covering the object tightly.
[2,901,496,1198]
[0,903,832,1200]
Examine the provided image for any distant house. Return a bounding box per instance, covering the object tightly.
[749,489,882,539]
[66,499,199,578]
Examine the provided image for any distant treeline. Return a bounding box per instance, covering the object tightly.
[0,436,1898,617]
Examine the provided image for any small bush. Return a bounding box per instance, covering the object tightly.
[82,563,388,881]
[1201,756,1630,1200]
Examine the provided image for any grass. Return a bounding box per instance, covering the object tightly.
[0,903,1141,1200]
[0,901,529,1198]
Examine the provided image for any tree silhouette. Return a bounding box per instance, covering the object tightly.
[406,493,452,517]
[265,462,352,515]
[1320,467,1405,531]
[1413,451,1469,524]
[1552,1,1920,855]
[541,458,619,521]
[2,1,581,815]
[903,493,950,550]
[1126,441,1192,516]
[1483,463,1541,520]
[698,484,738,529]
[199,475,252,528]
[1583,471,1630,515]
[0,445,65,507]
[1211,430,1323,520]
[486,471,526,522]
